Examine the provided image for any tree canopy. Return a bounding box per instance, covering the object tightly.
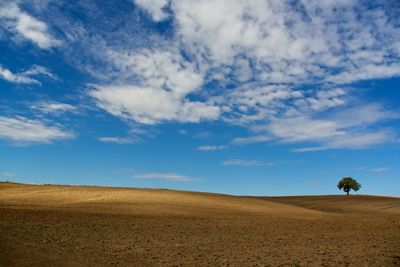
[337,177,361,195]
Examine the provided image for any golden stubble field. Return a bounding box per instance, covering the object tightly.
[1,182,399,266]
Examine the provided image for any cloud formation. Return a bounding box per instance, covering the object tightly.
[81,1,399,134]
[0,2,60,49]
[197,145,227,151]
[229,90,399,151]
[370,167,391,173]
[0,65,54,85]
[133,0,169,21]
[30,102,77,114]
[222,159,274,167]
[98,136,141,144]
[0,116,74,144]
[91,84,220,124]
[7,1,399,151]
[177,0,400,83]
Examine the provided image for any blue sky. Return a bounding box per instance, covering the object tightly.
[0,0,399,196]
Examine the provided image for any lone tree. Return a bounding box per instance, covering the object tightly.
[337,177,361,195]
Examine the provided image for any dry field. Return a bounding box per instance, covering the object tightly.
[1,182,399,266]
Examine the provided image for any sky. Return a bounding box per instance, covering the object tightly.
[0,0,399,196]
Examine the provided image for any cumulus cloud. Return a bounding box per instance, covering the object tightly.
[19,1,399,151]
[133,0,169,21]
[89,49,221,124]
[134,172,196,182]
[106,50,204,96]
[197,145,227,151]
[65,1,396,132]
[0,116,74,144]
[90,84,220,124]
[170,0,400,84]
[0,2,60,49]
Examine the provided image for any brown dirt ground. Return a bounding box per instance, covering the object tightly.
[1,182,399,266]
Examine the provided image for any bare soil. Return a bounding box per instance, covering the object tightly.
[1,182,399,266]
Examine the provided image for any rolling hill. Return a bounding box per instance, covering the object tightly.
[1,182,399,266]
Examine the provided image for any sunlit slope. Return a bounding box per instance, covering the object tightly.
[1,182,399,216]
[0,182,320,217]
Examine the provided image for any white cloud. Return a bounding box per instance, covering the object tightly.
[371,167,391,173]
[30,102,77,114]
[221,86,347,125]
[23,65,57,79]
[331,103,399,127]
[134,172,196,182]
[0,116,74,144]
[235,58,252,82]
[90,84,219,125]
[170,0,400,84]
[293,130,396,152]
[90,50,221,124]
[268,116,344,143]
[0,2,60,49]
[106,50,204,96]
[0,66,37,84]
[235,98,399,152]
[98,136,141,144]
[327,64,400,84]
[222,159,271,167]
[0,65,55,84]
[197,145,227,151]
[320,130,395,149]
[22,0,399,152]
[232,135,272,146]
[133,0,169,21]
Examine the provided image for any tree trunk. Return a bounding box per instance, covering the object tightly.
[346,190,349,195]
